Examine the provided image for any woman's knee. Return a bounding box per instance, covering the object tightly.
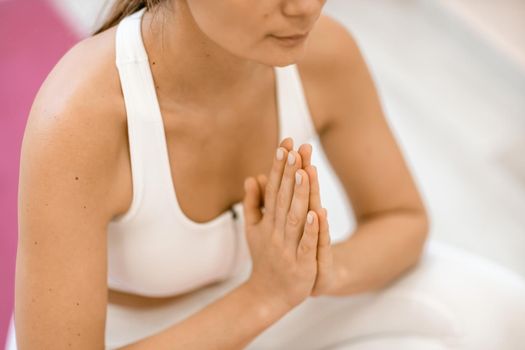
[379,241,525,350]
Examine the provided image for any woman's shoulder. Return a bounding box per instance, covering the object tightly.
[30,26,125,129]
[26,26,127,155]
[296,13,366,135]
[298,13,363,80]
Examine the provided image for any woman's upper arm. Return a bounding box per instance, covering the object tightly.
[15,38,124,349]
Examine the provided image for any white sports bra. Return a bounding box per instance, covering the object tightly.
[107,8,317,297]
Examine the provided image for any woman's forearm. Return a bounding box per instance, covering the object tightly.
[326,209,429,296]
[119,280,291,350]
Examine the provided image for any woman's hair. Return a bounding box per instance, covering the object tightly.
[93,0,165,35]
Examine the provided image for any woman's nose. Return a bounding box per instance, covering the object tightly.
[282,0,325,18]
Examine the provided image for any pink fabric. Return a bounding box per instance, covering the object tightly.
[0,0,78,345]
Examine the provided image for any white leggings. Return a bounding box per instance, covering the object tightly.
[6,241,525,350]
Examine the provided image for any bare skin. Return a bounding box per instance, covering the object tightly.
[15,0,429,348]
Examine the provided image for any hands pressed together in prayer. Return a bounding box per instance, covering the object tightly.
[243,137,336,309]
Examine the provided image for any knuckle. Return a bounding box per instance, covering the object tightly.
[286,212,302,227]
[298,242,311,255]
[301,230,317,247]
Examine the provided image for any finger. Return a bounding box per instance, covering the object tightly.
[265,138,293,184]
[317,207,332,266]
[311,208,332,296]
[274,150,303,233]
[297,210,319,261]
[261,137,293,224]
[256,174,268,209]
[263,146,289,224]
[243,177,263,225]
[279,137,294,152]
[305,165,323,212]
[256,174,268,193]
[298,143,313,169]
[284,169,310,252]
[298,144,323,213]
[264,137,292,199]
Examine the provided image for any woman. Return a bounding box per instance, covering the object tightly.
[12,0,525,349]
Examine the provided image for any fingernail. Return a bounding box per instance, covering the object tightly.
[307,211,314,224]
[295,171,302,185]
[276,147,284,161]
[287,152,296,165]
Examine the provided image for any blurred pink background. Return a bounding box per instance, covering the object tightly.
[0,0,78,345]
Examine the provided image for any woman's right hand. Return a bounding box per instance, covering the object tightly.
[242,139,319,310]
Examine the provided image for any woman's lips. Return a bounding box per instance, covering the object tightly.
[270,33,309,46]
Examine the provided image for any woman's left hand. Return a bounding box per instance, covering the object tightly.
[298,143,336,297]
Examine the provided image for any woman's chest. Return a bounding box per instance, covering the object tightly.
[160,99,279,223]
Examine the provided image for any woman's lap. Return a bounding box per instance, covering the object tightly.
[6,241,525,350]
[247,241,525,350]
[325,336,451,350]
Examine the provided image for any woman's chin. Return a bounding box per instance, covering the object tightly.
[260,46,308,67]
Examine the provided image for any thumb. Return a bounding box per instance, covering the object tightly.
[243,177,263,225]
